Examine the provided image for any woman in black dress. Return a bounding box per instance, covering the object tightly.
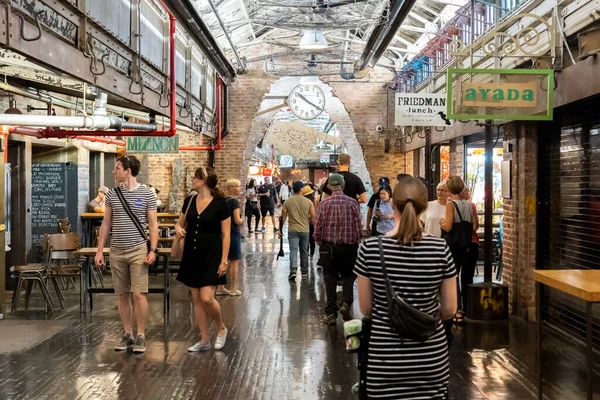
[175,166,231,351]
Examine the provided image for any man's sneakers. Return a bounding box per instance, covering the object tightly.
[261,227,266,233]
[115,333,134,351]
[288,271,297,280]
[301,270,308,278]
[133,335,146,353]
[339,302,353,321]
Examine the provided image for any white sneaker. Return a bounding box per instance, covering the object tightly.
[229,289,242,296]
[214,327,228,350]
[216,287,230,296]
[188,341,211,352]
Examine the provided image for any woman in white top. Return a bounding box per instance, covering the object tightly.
[420,181,449,237]
[279,181,290,205]
[245,179,260,233]
[440,176,473,323]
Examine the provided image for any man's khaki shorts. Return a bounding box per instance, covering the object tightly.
[110,244,149,294]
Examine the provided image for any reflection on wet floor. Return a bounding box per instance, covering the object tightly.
[1,227,597,399]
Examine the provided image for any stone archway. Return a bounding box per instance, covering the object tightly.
[215,73,372,194]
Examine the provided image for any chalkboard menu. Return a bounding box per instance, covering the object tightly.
[31,163,68,246]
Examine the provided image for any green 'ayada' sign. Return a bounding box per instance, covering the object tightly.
[127,135,179,154]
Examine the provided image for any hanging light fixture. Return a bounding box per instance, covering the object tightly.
[299,28,328,50]
[4,97,22,114]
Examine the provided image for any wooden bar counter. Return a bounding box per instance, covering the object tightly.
[534,269,600,400]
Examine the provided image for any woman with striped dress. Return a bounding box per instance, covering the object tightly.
[355,177,458,399]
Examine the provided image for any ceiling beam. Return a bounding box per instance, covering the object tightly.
[328,35,416,53]
[409,11,430,25]
[400,25,428,33]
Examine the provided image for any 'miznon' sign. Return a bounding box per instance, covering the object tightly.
[127,135,179,154]
[463,82,537,108]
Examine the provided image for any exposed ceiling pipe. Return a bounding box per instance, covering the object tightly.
[8,127,125,146]
[0,82,207,137]
[0,114,156,131]
[357,0,418,70]
[179,77,222,151]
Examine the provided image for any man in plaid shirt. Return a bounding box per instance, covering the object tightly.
[314,173,362,325]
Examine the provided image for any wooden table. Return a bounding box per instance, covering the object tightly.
[80,213,180,247]
[76,247,173,316]
[535,269,600,400]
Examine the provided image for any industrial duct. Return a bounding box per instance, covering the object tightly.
[357,0,418,71]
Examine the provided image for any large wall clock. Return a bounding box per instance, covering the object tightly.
[288,84,326,120]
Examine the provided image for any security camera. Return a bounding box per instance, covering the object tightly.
[376,125,383,132]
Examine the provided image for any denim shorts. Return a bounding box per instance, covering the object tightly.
[229,234,241,261]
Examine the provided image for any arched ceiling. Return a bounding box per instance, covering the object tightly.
[189,0,468,76]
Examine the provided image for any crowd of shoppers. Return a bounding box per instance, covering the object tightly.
[95,151,482,398]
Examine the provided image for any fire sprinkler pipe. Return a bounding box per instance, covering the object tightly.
[8,126,126,146]
[179,77,223,151]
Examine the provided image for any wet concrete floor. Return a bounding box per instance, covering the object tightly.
[1,226,597,399]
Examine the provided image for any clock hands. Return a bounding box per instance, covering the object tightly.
[297,93,321,110]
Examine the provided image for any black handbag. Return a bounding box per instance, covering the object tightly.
[442,201,473,252]
[377,237,440,342]
[115,187,151,252]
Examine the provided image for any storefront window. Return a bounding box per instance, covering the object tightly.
[465,147,504,224]
[440,145,450,182]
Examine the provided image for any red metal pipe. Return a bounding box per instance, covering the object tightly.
[179,77,222,151]
[74,136,126,146]
[9,127,125,146]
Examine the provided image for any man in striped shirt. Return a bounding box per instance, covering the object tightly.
[314,173,362,325]
[95,155,158,354]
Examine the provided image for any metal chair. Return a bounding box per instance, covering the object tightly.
[46,233,83,309]
[57,218,71,233]
[11,235,54,314]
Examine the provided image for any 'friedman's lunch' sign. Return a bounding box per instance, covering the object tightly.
[395,93,451,127]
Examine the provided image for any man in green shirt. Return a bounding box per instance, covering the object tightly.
[278,181,316,280]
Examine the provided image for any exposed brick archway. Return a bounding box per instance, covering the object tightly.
[215,68,404,200]
[215,72,372,194]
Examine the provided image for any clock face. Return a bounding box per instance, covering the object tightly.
[289,84,326,120]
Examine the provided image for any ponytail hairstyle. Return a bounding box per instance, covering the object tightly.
[194,166,226,198]
[391,177,428,246]
[446,175,465,195]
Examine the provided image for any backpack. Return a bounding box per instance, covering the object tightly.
[442,201,473,252]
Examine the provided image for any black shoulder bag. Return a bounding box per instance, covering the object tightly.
[377,237,440,342]
[442,201,473,253]
[115,187,151,252]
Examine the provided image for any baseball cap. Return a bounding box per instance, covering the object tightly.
[378,177,390,186]
[328,173,345,187]
[292,181,305,193]
[98,186,109,194]
[300,185,314,196]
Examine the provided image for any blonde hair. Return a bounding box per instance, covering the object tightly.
[446,176,465,195]
[225,179,241,195]
[391,177,428,246]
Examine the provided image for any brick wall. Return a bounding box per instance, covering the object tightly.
[502,122,538,321]
[145,131,209,210]
[323,72,405,189]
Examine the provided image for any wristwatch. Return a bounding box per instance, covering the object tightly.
[151,248,159,254]
[221,260,229,266]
